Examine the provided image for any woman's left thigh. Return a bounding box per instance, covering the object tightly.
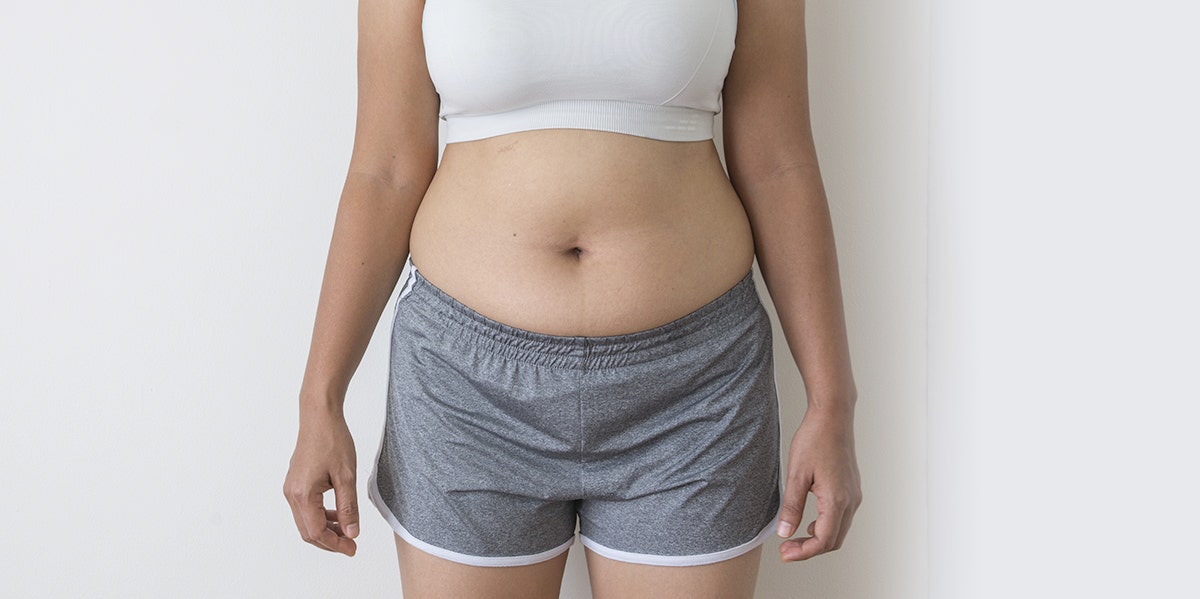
[584,545,763,599]
[394,534,570,599]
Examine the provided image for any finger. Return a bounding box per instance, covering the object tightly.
[285,486,307,537]
[832,502,859,550]
[777,475,812,539]
[300,490,347,554]
[323,508,362,539]
[285,482,334,552]
[333,470,360,539]
[782,500,845,561]
[809,496,845,557]
[314,506,358,556]
[325,509,346,536]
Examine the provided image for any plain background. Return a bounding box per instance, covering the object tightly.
[929,1,1200,597]
[0,1,1194,597]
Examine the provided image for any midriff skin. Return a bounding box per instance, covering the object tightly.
[408,128,756,336]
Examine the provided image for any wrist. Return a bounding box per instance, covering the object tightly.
[802,392,857,424]
[298,390,347,420]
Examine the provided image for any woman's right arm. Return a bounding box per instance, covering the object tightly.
[283,0,439,557]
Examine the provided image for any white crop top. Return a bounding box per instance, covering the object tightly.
[421,0,738,143]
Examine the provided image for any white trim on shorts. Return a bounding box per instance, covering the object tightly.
[396,255,417,305]
[578,510,781,567]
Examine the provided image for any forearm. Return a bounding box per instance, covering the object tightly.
[738,164,857,418]
[298,172,428,415]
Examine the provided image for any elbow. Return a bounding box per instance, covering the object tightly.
[728,157,822,201]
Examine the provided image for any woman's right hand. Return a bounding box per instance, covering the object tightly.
[283,408,360,557]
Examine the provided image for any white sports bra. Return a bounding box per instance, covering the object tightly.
[422,0,738,144]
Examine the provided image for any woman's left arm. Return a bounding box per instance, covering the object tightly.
[721,0,862,563]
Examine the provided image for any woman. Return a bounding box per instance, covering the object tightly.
[284,0,862,596]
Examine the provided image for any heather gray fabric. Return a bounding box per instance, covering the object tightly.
[368,262,782,567]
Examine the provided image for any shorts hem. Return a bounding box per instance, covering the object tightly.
[366,464,576,568]
[578,511,781,567]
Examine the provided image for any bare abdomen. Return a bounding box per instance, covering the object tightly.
[407,128,755,337]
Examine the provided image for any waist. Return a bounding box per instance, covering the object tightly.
[407,129,756,336]
[401,265,763,369]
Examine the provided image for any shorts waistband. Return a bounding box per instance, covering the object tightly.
[402,261,763,370]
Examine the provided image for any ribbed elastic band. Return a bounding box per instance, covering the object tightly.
[405,265,760,370]
[443,99,715,143]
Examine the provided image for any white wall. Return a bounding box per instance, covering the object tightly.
[929,1,1200,597]
[0,1,928,597]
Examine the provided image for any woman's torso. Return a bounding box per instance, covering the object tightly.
[409,130,754,337]
[408,0,753,337]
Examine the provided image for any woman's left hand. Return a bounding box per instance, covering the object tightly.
[777,408,863,562]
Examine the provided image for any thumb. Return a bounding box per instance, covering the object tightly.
[333,470,360,539]
[778,475,811,538]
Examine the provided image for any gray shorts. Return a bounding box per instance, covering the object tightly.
[368,258,782,567]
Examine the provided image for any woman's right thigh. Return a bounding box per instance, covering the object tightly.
[393,534,570,599]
